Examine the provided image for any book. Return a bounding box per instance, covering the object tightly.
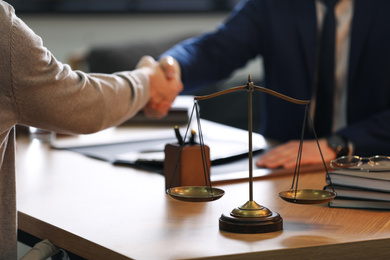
[324,183,390,210]
[324,185,390,201]
[120,95,193,126]
[328,198,390,210]
[327,169,390,192]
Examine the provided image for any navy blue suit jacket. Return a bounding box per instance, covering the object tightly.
[162,0,390,156]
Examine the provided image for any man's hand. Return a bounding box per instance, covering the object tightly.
[136,56,183,119]
[158,56,181,81]
[256,138,337,169]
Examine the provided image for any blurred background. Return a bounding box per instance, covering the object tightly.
[9,0,264,131]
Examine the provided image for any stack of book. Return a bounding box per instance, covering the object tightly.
[324,169,390,209]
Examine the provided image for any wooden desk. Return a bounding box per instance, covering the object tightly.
[16,128,390,259]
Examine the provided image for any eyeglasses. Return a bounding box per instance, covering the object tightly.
[330,155,390,172]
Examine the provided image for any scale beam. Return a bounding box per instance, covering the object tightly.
[167,74,334,234]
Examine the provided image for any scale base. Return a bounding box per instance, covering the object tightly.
[219,211,283,234]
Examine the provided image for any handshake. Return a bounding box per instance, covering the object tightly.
[136,55,183,119]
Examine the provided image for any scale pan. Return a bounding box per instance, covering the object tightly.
[167,186,225,202]
[278,189,336,204]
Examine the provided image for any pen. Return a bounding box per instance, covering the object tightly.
[190,129,196,145]
[174,125,184,145]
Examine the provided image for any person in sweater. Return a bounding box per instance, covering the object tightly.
[0,1,182,258]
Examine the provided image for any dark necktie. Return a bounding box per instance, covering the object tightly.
[314,0,339,137]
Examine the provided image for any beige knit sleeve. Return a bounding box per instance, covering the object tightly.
[10,11,150,134]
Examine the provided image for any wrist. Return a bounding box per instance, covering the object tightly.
[326,134,354,158]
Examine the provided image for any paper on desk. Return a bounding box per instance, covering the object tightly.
[51,127,176,149]
[52,117,268,178]
[58,134,264,175]
[114,138,264,166]
[51,95,194,149]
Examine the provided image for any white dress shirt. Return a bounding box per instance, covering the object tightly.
[315,0,354,132]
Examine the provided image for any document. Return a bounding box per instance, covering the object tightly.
[51,119,268,178]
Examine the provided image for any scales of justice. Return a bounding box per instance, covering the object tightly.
[166,75,336,234]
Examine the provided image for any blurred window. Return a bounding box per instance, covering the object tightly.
[5,0,241,13]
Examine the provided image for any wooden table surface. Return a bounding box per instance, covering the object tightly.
[16,127,390,259]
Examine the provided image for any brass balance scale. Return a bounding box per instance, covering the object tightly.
[166,75,336,233]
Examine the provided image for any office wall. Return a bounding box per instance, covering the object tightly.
[18,12,262,129]
[18,12,262,82]
[18,13,226,64]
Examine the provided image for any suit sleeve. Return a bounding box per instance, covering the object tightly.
[338,110,390,156]
[160,0,263,93]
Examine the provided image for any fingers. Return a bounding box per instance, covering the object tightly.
[159,56,181,80]
[143,100,172,119]
[256,141,300,169]
[256,139,336,169]
[136,56,183,119]
[136,55,156,69]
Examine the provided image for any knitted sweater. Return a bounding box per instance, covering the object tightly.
[0,1,151,258]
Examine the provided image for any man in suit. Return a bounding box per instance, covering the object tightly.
[158,0,390,168]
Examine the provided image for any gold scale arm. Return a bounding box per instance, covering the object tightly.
[194,77,310,106]
[194,75,310,205]
[168,75,335,234]
[193,75,334,206]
